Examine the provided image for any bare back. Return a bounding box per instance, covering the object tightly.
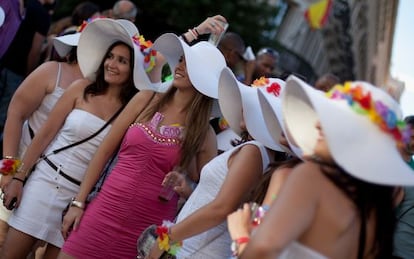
[297,162,376,259]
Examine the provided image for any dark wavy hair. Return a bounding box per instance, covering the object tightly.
[83,41,138,105]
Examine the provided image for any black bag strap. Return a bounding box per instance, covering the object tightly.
[43,106,124,157]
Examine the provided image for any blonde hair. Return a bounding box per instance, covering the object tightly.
[139,87,213,169]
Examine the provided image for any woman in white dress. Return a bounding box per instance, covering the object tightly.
[0,31,83,252]
[145,68,287,258]
[228,76,414,258]
[0,18,161,259]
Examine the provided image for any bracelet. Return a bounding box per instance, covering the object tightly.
[12,177,25,184]
[0,157,22,176]
[188,29,198,41]
[156,220,182,255]
[193,27,200,37]
[70,197,86,209]
[231,236,250,257]
[180,33,190,45]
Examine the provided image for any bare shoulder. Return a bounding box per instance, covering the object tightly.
[285,161,329,191]
[129,90,158,104]
[230,143,263,164]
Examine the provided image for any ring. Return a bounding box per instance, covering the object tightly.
[210,22,216,28]
[0,192,3,200]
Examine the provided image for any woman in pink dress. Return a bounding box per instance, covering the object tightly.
[58,24,228,258]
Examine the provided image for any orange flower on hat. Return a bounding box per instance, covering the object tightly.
[252,77,269,87]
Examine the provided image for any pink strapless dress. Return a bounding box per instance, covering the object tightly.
[62,112,183,258]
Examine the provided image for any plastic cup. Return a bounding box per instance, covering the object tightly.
[208,22,229,46]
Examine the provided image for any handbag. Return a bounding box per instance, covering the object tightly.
[137,224,176,259]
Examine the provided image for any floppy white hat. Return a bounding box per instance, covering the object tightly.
[282,75,414,186]
[152,33,226,99]
[53,32,80,58]
[77,18,161,91]
[218,68,284,152]
[257,81,303,158]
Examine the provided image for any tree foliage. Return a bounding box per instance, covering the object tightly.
[54,0,282,52]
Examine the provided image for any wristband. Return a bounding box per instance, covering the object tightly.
[12,177,25,184]
[231,236,250,257]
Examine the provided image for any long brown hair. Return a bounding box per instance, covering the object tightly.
[139,86,213,169]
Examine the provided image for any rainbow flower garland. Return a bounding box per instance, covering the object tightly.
[0,156,22,176]
[155,220,182,256]
[132,34,157,73]
[326,82,412,145]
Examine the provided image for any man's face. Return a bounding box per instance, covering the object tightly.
[255,54,276,78]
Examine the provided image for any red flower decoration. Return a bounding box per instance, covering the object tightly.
[156,225,168,240]
[266,82,281,97]
[359,92,372,110]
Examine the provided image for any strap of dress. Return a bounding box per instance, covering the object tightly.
[54,62,62,89]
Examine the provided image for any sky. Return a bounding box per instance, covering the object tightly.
[391,0,414,116]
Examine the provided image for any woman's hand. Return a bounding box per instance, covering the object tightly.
[227,203,252,240]
[2,177,24,210]
[162,170,193,199]
[195,15,228,36]
[61,206,84,240]
[0,174,13,190]
[145,242,164,259]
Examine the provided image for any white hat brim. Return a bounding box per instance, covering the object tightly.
[152,33,226,99]
[53,32,80,57]
[283,75,414,186]
[258,88,303,158]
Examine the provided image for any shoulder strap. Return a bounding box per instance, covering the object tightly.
[46,106,124,156]
[54,62,62,89]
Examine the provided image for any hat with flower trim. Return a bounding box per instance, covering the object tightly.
[218,67,284,152]
[77,18,162,91]
[282,75,414,186]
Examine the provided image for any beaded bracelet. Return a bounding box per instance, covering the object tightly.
[155,220,182,255]
[0,156,22,176]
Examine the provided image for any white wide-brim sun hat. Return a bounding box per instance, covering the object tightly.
[152,33,226,99]
[282,75,414,186]
[53,32,80,58]
[77,18,161,91]
[257,85,303,158]
[218,67,284,152]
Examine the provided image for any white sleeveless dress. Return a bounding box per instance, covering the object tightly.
[8,109,111,248]
[0,63,65,222]
[279,242,328,259]
[176,140,270,259]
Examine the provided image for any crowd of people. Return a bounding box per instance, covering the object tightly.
[0,1,413,259]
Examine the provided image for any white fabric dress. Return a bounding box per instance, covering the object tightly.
[279,242,328,259]
[0,63,65,222]
[176,140,270,259]
[8,109,111,248]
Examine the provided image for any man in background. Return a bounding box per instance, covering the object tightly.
[112,0,138,22]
